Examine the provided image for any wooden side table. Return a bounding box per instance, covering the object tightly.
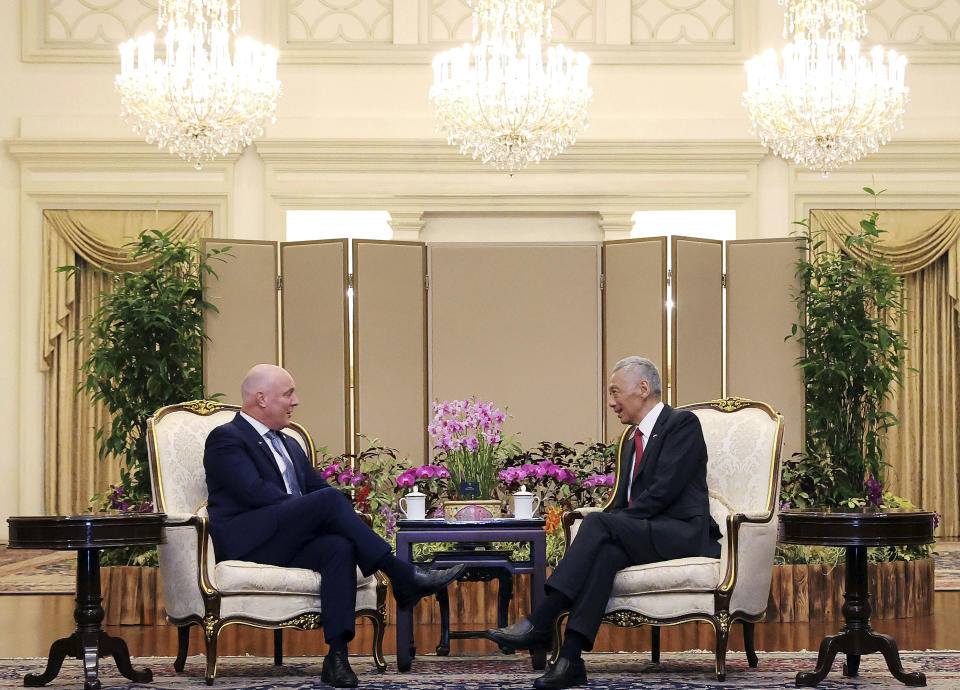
[778,508,935,687]
[394,518,547,673]
[7,513,165,690]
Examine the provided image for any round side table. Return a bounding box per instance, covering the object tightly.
[7,513,164,690]
[778,508,935,687]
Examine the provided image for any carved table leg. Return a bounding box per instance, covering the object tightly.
[796,545,925,687]
[395,536,413,672]
[435,586,450,656]
[100,631,152,683]
[23,636,75,687]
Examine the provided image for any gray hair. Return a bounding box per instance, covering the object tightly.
[612,356,662,396]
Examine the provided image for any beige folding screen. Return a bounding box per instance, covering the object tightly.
[671,237,723,405]
[602,238,668,440]
[202,240,351,457]
[353,240,428,465]
[429,244,603,449]
[202,240,278,402]
[281,241,351,457]
[726,239,804,460]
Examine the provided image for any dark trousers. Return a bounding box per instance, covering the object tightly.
[545,511,659,647]
[242,487,392,643]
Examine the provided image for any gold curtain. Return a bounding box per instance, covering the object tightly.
[810,209,960,537]
[42,210,213,515]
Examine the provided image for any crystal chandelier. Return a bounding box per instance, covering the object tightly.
[742,0,908,174]
[116,0,281,169]
[429,0,592,173]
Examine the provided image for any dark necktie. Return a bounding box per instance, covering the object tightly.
[629,426,644,506]
[266,430,302,497]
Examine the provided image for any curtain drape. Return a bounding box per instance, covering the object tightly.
[810,209,960,537]
[42,210,213,515]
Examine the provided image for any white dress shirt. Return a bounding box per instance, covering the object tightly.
[240,411,296,494]
[627,401,664,504]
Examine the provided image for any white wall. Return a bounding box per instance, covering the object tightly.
[3,1,960,535]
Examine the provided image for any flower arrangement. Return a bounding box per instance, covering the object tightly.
[396,464,451,519]
[89,484,157,565]
[429,397,511,499]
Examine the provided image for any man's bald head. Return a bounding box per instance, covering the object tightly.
[241,364,299,429]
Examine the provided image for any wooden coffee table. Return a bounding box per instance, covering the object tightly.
[778,508,935,687]
[7,513,164,690]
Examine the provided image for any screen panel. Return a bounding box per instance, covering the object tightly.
[672,237,723,406]
[354,240,428,466]
[429,244,602,450]
[602,238,668,441]
[202,240,278,403]
[281,240,350,457]
[726,238,804,461]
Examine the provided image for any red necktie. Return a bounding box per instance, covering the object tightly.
[629,426,644,505]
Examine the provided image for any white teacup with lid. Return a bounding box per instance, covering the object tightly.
[512,485,541,519]
[399,485,427,520]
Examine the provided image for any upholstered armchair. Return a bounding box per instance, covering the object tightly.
[557,397,784,681]
[146,400,387,685]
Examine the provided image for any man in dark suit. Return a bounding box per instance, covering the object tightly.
[487,356,721,689]
[204,364,464,688]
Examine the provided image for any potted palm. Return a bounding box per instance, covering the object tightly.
[66,228,229,623]
[771,189,935,622]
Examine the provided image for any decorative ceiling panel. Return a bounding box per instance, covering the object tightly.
[427,0,472,43]
[551,0,595,44]
[285,0,393,44]
[866,0,960,62]
[631,0,736,46]
[23,0,157,61]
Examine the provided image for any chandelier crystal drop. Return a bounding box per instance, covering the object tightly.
[742,0,908,174]
[429,0,592,173]
[116,0,281,169]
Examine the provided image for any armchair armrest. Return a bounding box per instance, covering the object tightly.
[561,506,605,548]
[717,511,779,618]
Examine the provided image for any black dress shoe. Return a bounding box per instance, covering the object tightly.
[393,563,467,610]
[485,617,551,651]
[533,656,588,689]
[321,651,358,688]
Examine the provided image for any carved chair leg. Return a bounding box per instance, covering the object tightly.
[651,626,661,664]
[741,621,758,668]
[360,612,387,673]
[174,625,190,672]
[203,619,222,686]
[273,629,283,666]
[714,617,730,682]
[550,612,569,665]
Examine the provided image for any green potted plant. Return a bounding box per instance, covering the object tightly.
[63,228,228,621]
[772,189,936,622]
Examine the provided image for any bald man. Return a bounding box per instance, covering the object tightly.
[204,365,464,687]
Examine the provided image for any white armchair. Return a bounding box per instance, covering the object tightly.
[146,400,387,685]
[557,397,784,681]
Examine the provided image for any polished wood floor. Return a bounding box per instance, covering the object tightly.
[2,591,958,659]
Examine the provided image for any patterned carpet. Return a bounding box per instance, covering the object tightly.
[2,541,960,593]
[1,651,959,689]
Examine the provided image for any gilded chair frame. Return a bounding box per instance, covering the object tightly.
[554,397,785,681]
[147,400,388,685]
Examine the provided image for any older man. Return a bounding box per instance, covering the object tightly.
[204,364,464,688]
[487,356,721,689]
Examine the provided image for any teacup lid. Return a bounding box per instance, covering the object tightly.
[406,485,426,497]
[514,484,535,497]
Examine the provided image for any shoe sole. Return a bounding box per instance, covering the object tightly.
[485,631,551,652]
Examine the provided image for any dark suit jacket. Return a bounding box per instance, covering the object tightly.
[609,404,722,560]
[204,413,329,561]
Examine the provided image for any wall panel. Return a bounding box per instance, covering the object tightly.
[602,238,667,440]
[726,238,803,460]
[281,240,350,456]
[672,237,723,405]
[202,240,278,403]
[429,244,602,449]
[354,240,427,465]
